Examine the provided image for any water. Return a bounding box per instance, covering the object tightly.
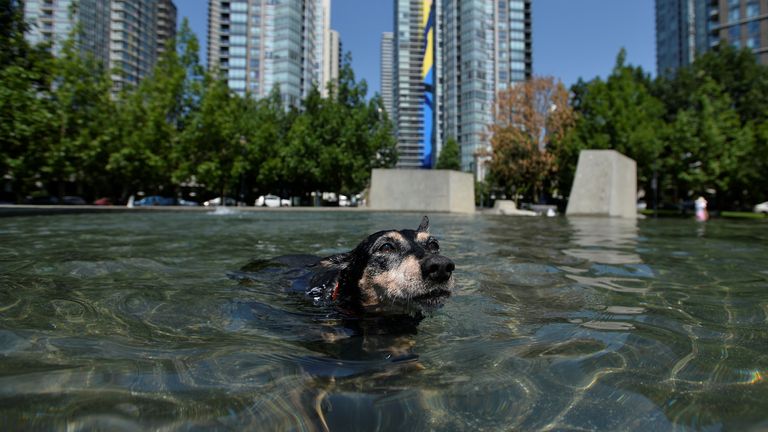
[1,211,767,431]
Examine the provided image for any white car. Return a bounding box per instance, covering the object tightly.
[256,194,281,208]
[754,201,768,214]
[203,197,237,207]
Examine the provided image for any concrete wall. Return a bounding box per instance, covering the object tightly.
[368,169,475,213]
[566,150,637,219]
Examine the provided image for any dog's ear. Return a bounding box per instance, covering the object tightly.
[317,252,352,270]
[417,215,430,233]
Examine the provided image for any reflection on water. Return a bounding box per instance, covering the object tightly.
[0,212,767,430]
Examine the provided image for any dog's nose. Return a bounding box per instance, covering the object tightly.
[421,255,455,282]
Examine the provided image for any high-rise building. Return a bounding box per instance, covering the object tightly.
[23,0,110,58]
[710,0,768,64]
[22,0,176,90]
[207,0,332,106]
[320,0,341,96]
[326,29,341,93]
[656,0,709,76]
[391,0,532,174]
[393,0,428,168]
[655,0,768,76]
[380,32,394,118]
[157,0,178,58]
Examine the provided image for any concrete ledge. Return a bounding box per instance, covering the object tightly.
[482,200,537,216]
[368,169,475,213]
[566,150,637,219]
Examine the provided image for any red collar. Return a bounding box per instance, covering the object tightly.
[331,281,340,301]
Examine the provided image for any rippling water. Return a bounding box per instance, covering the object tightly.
[1,210,767,430]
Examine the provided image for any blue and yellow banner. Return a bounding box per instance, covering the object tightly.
[421,0,435,168]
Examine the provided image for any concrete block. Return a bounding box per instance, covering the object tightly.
[484,200,537,216]
[566,150,637,219]
[368,169,475,213]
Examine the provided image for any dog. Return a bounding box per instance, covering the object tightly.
[306,216,455,319]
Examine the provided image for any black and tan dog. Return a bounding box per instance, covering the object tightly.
[307,216,455,319]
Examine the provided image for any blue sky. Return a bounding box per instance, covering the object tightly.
[177,0,656,95]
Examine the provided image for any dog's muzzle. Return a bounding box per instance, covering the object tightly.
[420,255,455,283]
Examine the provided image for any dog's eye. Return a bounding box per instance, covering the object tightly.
[378,242,396,253]
[426,240,440,253]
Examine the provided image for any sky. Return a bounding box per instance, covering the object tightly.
[177,0,656,95]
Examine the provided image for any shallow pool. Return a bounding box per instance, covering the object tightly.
[1,210,767,430]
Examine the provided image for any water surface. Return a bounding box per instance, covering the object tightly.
[1,211,767,430]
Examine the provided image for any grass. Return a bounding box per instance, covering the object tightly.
[640,209,767,219]
[719,211,767,219]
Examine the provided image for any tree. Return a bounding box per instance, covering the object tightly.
[176,73,248,201]
[661,78,755,207]
[436,137,461,170]
[489,76,574,202]
[47,18,114,198]
[558,50,665,197]
[0,0,56,200]
[109,19,203,199]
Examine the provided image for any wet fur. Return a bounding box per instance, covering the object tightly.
[309,216,454,317]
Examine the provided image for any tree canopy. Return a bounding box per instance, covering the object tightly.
[0,11,397,204]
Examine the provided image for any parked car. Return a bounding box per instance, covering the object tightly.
[134,196,176,206]
[177,198,199,206]
[93,197,112,206]
[256,194,282,208]
[754,201,768,214]
[203,197,238,207]
[24,196,59,205]
[61,196,87,205]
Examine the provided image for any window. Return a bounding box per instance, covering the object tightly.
[728,7,740,22]
[231,2,247,12]
[746,1,760,17]
[730,24,741,43]
[228,68,246,79]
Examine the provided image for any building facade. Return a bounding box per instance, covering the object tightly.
[207,0,334,106]
[24,0,176,90]
[380,32,394,119]
[23,0,175,89]
[156,0,178,58]
[327,29,341,92]
[390,0,532,174]
[393,0,427,168]
[710,0,768,64]
[656,0,768,76]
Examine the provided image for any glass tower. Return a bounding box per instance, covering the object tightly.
[655,0,768,75]
[440,0,532,174]
[23,0,176,90]
[380,32,395,119]
[207,0,330,106]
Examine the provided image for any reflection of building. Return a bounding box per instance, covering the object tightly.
[655,0,768,76]
[390,0,532,174]
[23,0,176,90]
[207,0,335,106]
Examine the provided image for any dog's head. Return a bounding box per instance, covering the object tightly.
[319,216,454,315]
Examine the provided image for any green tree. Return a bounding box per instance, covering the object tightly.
[0,0,56,200]
[661,78,755,207]
[47,19,114,198]
[653,45,768,207]
[558,49,665,197]
[109,19,203,199]
[436,137,461,170]
[176,73,250,201]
